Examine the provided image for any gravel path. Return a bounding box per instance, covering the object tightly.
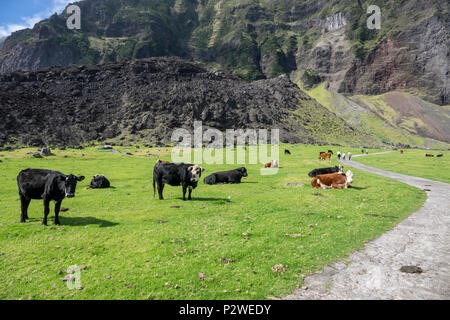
[285,153,450,300]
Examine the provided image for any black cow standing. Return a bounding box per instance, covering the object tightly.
[153,161,204,200]
[284,149,291,155]
[17,169,85,225]
[203,167,248,185]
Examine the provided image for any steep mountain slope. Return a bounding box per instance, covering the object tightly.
[0,57,375,147]
[306,82,450,148]
[350,92,450,143]
[0,0,448,105]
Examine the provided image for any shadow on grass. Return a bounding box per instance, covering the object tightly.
[348,186,368,190]
[60,216,119,228]
[175,197,231,202]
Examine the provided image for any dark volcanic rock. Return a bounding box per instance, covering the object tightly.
[0,57,366,146]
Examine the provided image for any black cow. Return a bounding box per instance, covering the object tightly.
[437,154,444,158]
[308,165,343,178]
[90,174,110,189]
[17,169,85,225]
[284,149,291,155]
[153,161,204,200]
[203,167,248,185]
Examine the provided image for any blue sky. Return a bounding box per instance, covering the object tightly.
[0,0,74,37]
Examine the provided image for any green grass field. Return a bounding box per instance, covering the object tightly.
[354,150,450,183]
[0,145,426,300]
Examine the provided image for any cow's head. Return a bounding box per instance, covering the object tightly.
[345,170,353,184]
[238,167,248,177]
[63,174,85,198]
[188,165,204,182]
[337,165,344,173]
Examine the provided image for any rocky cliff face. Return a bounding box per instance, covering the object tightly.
[0,0,447,105]
[0,57,372,147]
[340,14,449,105]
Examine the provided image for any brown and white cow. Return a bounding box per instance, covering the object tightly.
[311,170,354,190]
[425,153,434,157]
[264,160,279,168]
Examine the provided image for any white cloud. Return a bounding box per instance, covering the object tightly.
[0,0,74,37]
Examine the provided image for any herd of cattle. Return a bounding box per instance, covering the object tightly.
[17,146,446,225]
[15,148,358,225]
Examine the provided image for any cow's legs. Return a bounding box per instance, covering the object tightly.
[20,194,31,223]
[188,187,193,200]
[43,199,50,226]
[54,200,62,225]
[157,181,165,200]
[182,186,187,201]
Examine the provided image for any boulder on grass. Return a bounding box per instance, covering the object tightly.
[40,148,52,156]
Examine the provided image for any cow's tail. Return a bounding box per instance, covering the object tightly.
[152,173,156,198]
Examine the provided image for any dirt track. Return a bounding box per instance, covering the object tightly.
[285,154,450,300]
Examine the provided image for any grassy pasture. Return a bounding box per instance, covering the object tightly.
[354,150,450,183]
[0,145,425,299]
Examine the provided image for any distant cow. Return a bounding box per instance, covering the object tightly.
[311,171,354,190]
[319,152,332,161]
[90,174,110,189]
[284,149,291,155]
[328,150,333,155]
[264,160,279,168]
[436,154,444,158]
[400,150,404,154]
[153,161,204,200]
[204,167,248,185]
[308,165,343,178]
[17,169,85,225]
[425,153,434,157]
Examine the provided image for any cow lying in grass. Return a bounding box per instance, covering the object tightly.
[17,169,85,225]
[425,153,434,157]
[90,174,110,189]
[203,167,248,185]
[264,160,279,168]
[311,171,354,190]
[308,165,343,178]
